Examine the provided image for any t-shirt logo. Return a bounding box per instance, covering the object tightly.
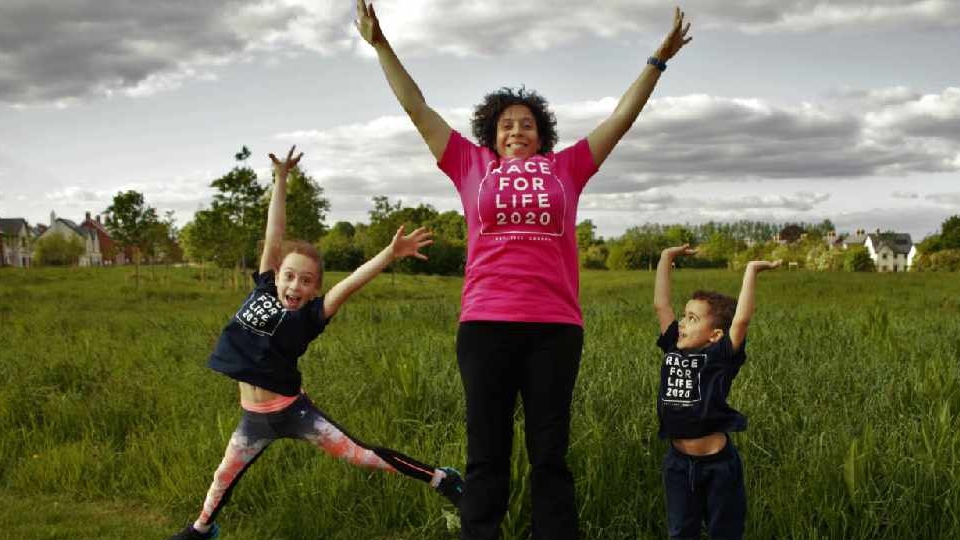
[235,292,285,336]
[661,352,705,405]
[478,157,566,236]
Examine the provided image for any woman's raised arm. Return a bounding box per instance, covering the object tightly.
[587,7,691,167]
[356,0,452,161]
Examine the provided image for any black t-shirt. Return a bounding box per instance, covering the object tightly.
[207,271,329,396]
[656,320,747,439]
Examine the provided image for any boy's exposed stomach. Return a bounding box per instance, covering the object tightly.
[671,432,728,456]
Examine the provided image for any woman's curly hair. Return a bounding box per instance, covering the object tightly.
[471,87,558,156]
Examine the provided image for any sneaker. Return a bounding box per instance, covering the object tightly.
[436,467,464,507]
[168,523,220,540]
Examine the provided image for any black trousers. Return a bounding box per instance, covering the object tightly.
[662,437,746,540]
[457,321,584,540]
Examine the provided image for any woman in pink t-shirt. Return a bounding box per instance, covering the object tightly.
[357,3,692,538]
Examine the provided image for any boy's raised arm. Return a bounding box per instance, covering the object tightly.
[260,146,302,274]
[322,226,433,319]
[654,244,697,334]
[729,260,781,351]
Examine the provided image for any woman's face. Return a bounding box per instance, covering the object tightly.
[496,104,540,159]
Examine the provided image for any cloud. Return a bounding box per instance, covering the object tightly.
[41,174,216,225]
[353,1,960,58]
[865,88,960,142]
[271,87,960,220]
[0,0,348,105]
[5,1,959,104]
[892,191,920,199]
[925,192,960,206]
[579,189,829,213]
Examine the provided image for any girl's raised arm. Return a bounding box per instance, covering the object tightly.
[356,0,452,161]
[260,146,303,274]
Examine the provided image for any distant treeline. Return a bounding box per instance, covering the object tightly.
[78,147,960,274]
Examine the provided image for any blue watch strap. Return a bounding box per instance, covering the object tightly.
[647,56,667,71]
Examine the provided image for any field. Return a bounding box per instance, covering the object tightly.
[1,266,958,539]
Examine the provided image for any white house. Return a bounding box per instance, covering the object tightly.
[38,211,102,266]
[864,232,916,272]
[0,218,34,267]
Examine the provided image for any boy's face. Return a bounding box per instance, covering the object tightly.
[677,299,724,351]
[275,252,320,310]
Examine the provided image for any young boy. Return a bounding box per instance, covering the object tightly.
[653,244,779,540]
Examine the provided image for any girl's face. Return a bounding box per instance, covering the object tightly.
[275,252,320,310]
[496,104,540,159]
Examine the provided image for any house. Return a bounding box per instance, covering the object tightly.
[823,231,844,249]
[80,211,124,265]
[865,232,916,272]
[37,211,102,266]
[841,229,868,249]
[0,217,34,267]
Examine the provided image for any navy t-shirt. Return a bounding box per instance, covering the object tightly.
[656,320,747,439]
[207,271,330,396]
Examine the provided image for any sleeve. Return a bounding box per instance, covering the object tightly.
[656,320,679,353]
[304,294,332,333]
[554,138,599,195]
[252,270,275,291]
[438,130,485,190]
[714,333,747,366]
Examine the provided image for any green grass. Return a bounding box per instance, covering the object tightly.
[1,266,958,539]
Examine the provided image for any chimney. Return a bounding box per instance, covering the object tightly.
[85,211,91,222]
[96,214,101,224]
[50,210,56,226]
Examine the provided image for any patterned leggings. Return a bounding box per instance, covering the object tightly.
[196,393,439,526]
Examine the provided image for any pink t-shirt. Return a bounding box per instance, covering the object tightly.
[438,131,599,326]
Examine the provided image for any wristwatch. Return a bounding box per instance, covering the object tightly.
[647,56,667,72]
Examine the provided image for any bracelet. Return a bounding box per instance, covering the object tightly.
[647,56,667,72]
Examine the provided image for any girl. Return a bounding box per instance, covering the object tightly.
[169,147,463,540]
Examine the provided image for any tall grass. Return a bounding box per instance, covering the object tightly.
[1,266,958,539]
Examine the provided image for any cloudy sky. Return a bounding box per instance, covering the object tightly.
[1,0,958,241]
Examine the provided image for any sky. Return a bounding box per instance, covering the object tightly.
[1,0,958,242]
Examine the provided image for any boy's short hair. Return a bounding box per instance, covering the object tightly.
[280,239,324,280]
[690,290,737,333]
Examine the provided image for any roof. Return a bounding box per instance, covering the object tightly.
[55,218,96,240]
[0,218,30,236]
[867,233,913,255]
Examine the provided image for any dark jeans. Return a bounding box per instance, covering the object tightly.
[457,321,584,540]
[662,437,746,540]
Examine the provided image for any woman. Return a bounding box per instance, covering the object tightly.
[356,3,691,539]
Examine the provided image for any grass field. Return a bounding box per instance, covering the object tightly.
[1,265,958,539]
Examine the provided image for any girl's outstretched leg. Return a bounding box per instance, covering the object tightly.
[194,418,273,530]
[294,394,464,505]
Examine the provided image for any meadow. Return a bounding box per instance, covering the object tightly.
[1,265,958,539]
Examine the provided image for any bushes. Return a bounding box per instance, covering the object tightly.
[34,234,85,266]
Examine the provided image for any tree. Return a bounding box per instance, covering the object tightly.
[283,166,330,243]
[844,246,876,272]
[208,147,268,272]
[34,234,85,266]
[320,226,365,271]
[940,215,960,249]
[104,190,160,287]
